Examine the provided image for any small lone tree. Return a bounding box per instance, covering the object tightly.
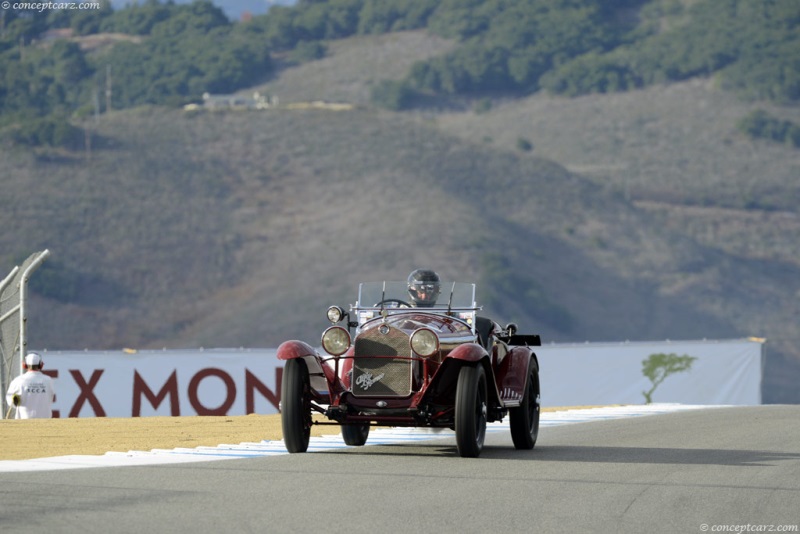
[642,353,697,404]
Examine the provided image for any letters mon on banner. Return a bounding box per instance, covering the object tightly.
[37,349,282,418]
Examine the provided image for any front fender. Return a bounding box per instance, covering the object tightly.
[277,340,318,361]
[446,342,489,363]
[429,343,500,408]
[277,340,338,396]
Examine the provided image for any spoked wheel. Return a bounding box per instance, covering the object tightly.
[509,358,540,450]
[455,364,488,458]
[341,424,370,446]
[281,358,312,453]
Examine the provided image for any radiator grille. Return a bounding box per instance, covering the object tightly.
[352,326,411,397]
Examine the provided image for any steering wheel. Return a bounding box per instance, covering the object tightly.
[374,298,412,308]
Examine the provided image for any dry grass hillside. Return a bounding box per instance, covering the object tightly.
[1,31,798,403]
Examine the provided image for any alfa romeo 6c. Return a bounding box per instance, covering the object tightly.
[277,270,542,458]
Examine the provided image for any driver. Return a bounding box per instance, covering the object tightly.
[407,269,441,307]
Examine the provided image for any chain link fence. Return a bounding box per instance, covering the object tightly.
[1,250,49,418]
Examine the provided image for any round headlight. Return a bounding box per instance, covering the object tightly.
[327,306,345,324]
[410,328,439,357]
[322,326,350,356]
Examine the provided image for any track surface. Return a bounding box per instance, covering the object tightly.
[1,406,798,533]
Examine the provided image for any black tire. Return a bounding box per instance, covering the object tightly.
[455,364,488,458]
[281,358,312,453]
[509,358,540,450]
[341,424,370,446]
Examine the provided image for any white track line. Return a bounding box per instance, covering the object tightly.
[0,404,728,472]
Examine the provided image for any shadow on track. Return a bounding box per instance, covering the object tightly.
[531,445,800,466]
[314,443,800,466]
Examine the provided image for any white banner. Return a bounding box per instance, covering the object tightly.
[35,349,282,418]
[29,338,763,418]
[536,338,764,406]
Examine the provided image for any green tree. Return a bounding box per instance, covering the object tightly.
[290,40,326,62]
[5,115,83,149]
[68,0,114,35]
[370,79,413,110]
[427,0,493,40]
[541,52,641,96]
[100,0,173,35]
[641,353,697,404]
[736,109,800,148]
[357,0,434,34]
[410,0,632,96]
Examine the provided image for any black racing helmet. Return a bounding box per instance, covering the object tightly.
[407,269,441,307]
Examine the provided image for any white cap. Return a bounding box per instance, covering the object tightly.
[24,352,42,367]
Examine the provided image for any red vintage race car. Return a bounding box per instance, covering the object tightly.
[277,273,541,458]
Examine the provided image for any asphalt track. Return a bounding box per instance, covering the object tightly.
[1,405,798,533]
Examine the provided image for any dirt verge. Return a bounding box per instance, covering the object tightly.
[1,407,576,461]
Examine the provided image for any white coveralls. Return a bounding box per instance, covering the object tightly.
[6,370,56,419]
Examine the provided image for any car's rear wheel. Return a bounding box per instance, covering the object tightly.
[341,424,370,446]
[455,364,487,458]
[281,358,312,453]
[509,357,540,450]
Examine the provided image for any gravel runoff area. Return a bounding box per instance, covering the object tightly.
[1,407,585,461]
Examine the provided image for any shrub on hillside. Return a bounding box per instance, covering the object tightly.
[541,52,642,96]
[370,80,414,110]
[516,137,533,152]
[737,109,800,148]
[289,40,327,62]
[5,116,83,150]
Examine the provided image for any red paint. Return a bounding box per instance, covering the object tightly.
[69,369,106,417]
[447,343,488,363]
[188,368,236,415]
[246,368,281,414]
[133,370,179,416]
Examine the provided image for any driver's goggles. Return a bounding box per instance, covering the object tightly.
[413,283,438,292]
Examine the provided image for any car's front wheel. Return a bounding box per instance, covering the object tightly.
[509,357,540,450]
[281,358,312,453]
[341,424,370,446]
[455,364,487,458]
